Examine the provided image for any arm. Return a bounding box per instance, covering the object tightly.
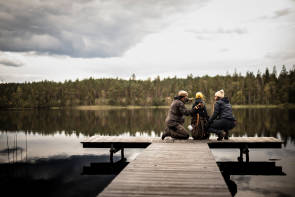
[191,101,198,116]
[208,102,220,123]
[203,105,209,120]
[192,100,197,109]
[178,101,194,116]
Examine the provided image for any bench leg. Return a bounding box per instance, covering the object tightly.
[238,148,243,162]
[245,148,249,163]
[238,145,249,163]
[109,144,125,163]
[110,144,114,163]
[121,148,125,161]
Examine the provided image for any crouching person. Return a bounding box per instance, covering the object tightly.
[207,89,236,141]
[162,90,196,140]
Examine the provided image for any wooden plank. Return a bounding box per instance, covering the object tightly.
[207,137,282,148]
[82,136,282,143]
[81,136,282,149]
[98,143,231,197]
[80,136,282,196]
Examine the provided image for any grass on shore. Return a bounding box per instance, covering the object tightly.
[232,104,278,109]
[74,105,170,110]
[73,103,295,110]
[6,104,294,110]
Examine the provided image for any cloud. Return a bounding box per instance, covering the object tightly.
[265,51,295,61]
[0,0,205,58]
[0,57,23,67]
[273,8,292,18]
[187,27,247,40]
[258,8,293,20]
[188,27,248,35]
[219,48,230,53]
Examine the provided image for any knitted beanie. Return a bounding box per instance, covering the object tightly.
[215,89,224,98]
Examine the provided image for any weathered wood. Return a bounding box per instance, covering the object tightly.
[81,136,282,149]
[98,143,231,197]
[208,137,282,148]
[80,136,282,196]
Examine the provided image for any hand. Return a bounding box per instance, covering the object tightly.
[196,102,203,109]
[192,106,198,113]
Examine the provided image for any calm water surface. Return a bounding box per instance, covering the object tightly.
[0,108,294,197]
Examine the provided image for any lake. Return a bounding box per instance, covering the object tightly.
[0,108,294,197]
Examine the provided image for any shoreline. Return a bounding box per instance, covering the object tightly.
[2,103,295,110]
[74,105,170,110]
[74,104,295,110]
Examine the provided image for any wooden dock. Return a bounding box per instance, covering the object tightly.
[82,136,282,148]
[81,136,282,197]
[98,142,231,197]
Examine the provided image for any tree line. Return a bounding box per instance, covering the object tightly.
[0,65,294,108]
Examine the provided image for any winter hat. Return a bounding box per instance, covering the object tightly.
[195,92,204,99]
[215,89,224,98]
[178,90,188,97]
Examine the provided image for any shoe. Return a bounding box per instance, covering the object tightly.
[161,129,170,140]
[224,131,229,140]
[161,132,166,140]
[217,131,226,141]
[202,132,210,140]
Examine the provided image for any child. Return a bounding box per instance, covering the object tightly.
[191,92,209,140]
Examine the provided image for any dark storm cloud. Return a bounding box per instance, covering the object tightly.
[0,0,205,58]
[0,57,23,67]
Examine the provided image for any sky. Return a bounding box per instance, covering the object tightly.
[0,0,294,83]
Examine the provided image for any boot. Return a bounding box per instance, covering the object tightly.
[161,128,171,140]
[217,131,226,141]
[202,132,210,140]
[224,130,229,140]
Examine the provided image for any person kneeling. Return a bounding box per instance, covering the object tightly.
[162,90,196,140]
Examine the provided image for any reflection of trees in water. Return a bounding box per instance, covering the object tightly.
[0,109,167,136]
[0,109,294,142]
[231,109,295,143]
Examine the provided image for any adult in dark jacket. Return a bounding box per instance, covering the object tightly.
[162,90,196,140]
[207,89,236,140]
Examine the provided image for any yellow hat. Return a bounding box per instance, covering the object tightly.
[195,92,204,99]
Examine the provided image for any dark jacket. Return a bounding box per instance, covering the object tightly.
[165,96,194,127]
[208,97,235,123]
[191,98,209,120]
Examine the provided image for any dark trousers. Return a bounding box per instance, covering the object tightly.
[166,124,189,139]
[208,118,235,134]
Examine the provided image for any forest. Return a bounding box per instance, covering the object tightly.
[0,65,294,108]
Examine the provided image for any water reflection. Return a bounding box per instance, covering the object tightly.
[211,145,295,197]
[0,154,116,197]
[0,108,294,197]
[218,161,286,196]
[83,160,129,175]
[0,108,294,142]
